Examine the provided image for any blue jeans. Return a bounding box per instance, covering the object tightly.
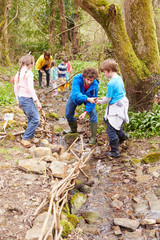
[38,66,50,86]
[18,97,40,140]
[65,96,97,122]
[104,118,126,144]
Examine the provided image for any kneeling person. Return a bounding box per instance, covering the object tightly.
[65,68,99,144]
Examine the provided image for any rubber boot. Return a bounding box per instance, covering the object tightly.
[106,139,120,158]
[68,120,77,133]
[116,128,129,144]
[119,133,129,144]
[89,122,97,145]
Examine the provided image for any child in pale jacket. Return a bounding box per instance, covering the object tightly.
[50,60,58,96]
[14,54,42,147]
[96,59,129,157]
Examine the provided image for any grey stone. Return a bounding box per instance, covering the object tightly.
[49,161,67,178]
[114,218,140,230]
[18,159,46,174]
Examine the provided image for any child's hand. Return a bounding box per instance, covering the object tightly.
[36,100,42,111]
[87,97,96,104]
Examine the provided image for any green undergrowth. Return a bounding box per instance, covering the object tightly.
[124,104,160,138]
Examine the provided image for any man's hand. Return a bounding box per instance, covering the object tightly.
[79,111,87,120]
[87,97,96,104]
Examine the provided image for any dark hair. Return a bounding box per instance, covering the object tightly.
[82,68,98,79]
[62,56,68,63]
[99,59,118,73]
[44,51,51,58]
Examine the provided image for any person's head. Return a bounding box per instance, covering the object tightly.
[100,59,118,78]
[18,54,34,81]
[44,51,51,60]
[19,54,34,70]
[62,56,68,64]
[82,68,98,86]
[50,60,56,68]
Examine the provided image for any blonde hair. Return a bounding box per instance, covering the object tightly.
[50,60,56,68]
[100,59,118,73]
[18,54,34,82]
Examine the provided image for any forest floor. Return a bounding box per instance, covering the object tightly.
[0,86,160,240]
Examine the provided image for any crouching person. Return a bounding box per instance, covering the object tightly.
[65,68,99,145]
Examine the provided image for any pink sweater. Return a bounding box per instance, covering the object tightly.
[14,66,38,102]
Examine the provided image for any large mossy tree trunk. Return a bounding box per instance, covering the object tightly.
[58,0,68,51]
[0,0,12,66]
[76,0,160,110]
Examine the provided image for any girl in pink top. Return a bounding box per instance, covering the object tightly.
[14,55,42,147]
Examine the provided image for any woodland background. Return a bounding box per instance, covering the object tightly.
[1,0,160,111]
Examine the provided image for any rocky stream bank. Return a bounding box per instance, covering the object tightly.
[0,87,160,240]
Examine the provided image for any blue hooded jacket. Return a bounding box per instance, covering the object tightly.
[70,73,99,113]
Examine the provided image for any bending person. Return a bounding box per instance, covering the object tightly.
[65,68,99,145]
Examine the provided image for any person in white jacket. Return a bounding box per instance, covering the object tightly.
[96,59,129,157]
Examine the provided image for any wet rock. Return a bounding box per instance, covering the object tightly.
[141,218,156,225]
[40,155,58,162]
[111,199,123,209]
[130,158,141,166]
[145,192,158,201]
[81,211,105,224]
[148,166,159,177]
[123,230,144,240]
[18,158,47,174]
[148,199,160,212]
[50,144,65,155]
[59,152,73,162]
[25,212,54,240]
[114,218,140,230]
[135,175,150,183]
[142,152,160,163]
[39,139,49,147]
[112,226,122,235]
[29,146,52,158]
[60,220,74,237]
[132,201,149,217]
[54,125,63,133]
[70,192,86,214]
[144,228,157,238]
[49,161,67,178]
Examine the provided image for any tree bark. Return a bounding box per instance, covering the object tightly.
[76,0,160,109]
[49,0,57,49]
[124,0,160,72]
[57,0,68,50]
[72,0,80,55]
[152,0,160,50]
[0,0,12,66]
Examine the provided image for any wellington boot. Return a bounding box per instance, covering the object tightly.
[106,139,120,157]
[21,139,31,148]
[89,122,97,145]
[66,120,77,133]
[106,150,120,158]
[119,133,129,144]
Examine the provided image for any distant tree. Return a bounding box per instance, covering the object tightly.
[0,0,12,66]
[76,0,160,110]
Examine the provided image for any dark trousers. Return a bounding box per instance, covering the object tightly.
[38,66,50,86]
[104,118,126,145]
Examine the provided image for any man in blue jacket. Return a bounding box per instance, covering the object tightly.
[65,68,99,144]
